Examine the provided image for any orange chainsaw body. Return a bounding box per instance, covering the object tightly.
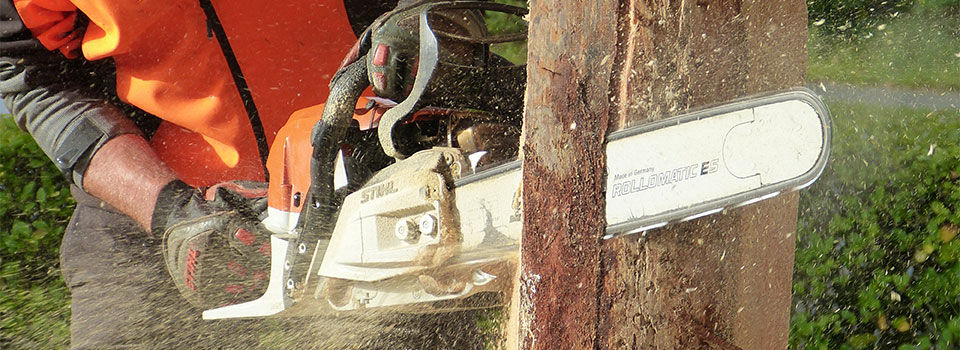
[265,98,382,215]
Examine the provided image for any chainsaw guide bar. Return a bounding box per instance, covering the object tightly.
[603,88,831,239]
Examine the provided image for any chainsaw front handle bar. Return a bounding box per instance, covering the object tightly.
[377,8,439,159]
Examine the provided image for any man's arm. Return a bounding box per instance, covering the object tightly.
[1,0,175,231]
[83,135,178,231]
[3,1,274,308]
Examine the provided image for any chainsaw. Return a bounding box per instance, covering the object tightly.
[200,1,831,320]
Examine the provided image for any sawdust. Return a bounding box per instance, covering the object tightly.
[251,309,493,349]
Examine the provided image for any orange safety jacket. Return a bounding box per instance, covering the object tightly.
[14,0,362,187]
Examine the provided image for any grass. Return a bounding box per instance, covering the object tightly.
[807,13,960,91]
[0,278,71,349]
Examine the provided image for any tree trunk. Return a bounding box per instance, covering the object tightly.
[514,0,618,348]
[516,0,807,349]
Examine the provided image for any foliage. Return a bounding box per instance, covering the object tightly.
[808,13,960,91]
[486,0,528,64]
[799,102,960,226]
[0,115,73,349]
[791,103,960,349]
[476,307,506,350]
[915,0,960,13]
[807,0,916,40]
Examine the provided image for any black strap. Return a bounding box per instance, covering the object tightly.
[343,0,398,37]
[197,0,270,180]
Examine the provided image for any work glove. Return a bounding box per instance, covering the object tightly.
[151,180,272,309]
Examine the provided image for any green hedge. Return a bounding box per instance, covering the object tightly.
[0,115,73,349]
[791,103,960,349]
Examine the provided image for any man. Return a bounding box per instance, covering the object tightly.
[0,0,397,348]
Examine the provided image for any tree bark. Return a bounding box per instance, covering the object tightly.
[515,0,618,348]
[517,0,806,349]
[598,1,807,349]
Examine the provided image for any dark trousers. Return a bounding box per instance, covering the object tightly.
[60,187,260,349]
[60,187,488,349]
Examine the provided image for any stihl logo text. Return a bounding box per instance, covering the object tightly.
[610,159,719,198]
[361,181,398,203]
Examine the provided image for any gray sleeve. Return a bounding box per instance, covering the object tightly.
[0,59,142,186]
[0,0,141,187]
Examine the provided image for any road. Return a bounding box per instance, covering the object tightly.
[809,81,960,112]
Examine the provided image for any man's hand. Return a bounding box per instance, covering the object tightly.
[82,135,270,308]
[152,180,272,309]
